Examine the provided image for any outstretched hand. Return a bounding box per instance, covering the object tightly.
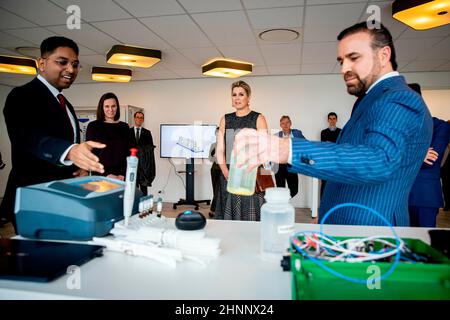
[67,141,106,173]
[233,129,290,171]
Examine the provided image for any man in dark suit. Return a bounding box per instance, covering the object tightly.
[320,112,342,143]
[320,112,342,196]
[274,115,305,198]
[1,36,105,230]
[409,117,450,227]
[129,111,155,196]
[234,22,432,226]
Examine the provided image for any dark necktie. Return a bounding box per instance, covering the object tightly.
[136,128,140,143]
[57,93,74,141]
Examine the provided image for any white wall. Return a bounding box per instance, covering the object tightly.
[1,72,450,208]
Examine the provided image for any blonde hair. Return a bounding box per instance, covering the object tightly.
[231,80,251,97]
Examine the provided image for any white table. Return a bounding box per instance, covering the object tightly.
[0,219,438,300]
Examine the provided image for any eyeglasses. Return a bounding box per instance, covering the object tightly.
[135,116,144,119]
[43,58,82,70]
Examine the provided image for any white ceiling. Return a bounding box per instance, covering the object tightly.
[0,0,449,86]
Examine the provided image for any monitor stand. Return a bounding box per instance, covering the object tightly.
[173,158,210,211]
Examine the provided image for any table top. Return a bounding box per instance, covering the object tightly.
[0,219,437,300]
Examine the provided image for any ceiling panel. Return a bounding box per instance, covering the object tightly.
[243,0,304,9]
[304,3,366,42]
[93,19,172,50]
[436,61,450,71]
[395,37,445,61]
[178,0,242,13]
[140,15,212,48]
[55,0,132,22]
[0,7,36,29]
[302,41,337,64]
[400,25,450,39]
[192,11,256,46]
[132,67,179,80]
[247,6,303,29]
[113,0,185,18]
[3,27,58,46]
[0,0,67,26]
[260,43,302,65]
[0,0,448,84]
[307,0,367,4]
[170,68,203,78]
[267,64,301,75]
[301,63,336,74]
[178,47,222,66]
[415,37,450,61]
[0,31,35,49]
[251,65,269,75]
[160,49,197,69]
[218,45,265,66]
[78,54,107,67]
[47,23,117,54]
[401,59,449,72]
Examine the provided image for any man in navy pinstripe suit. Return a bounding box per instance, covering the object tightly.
[234,22,432,226]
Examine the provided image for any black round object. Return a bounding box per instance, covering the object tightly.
[175,210,206,230]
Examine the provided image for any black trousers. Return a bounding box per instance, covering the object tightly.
[138,183,148,196]
[210,166,221,212]
[274,164,298,198]
[442,159,450,210]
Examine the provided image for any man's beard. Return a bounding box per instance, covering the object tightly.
[344,72,366,97]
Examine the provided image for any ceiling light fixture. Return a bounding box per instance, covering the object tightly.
[91,66,132,82]
[392,0,450,30]
[0,55,37,75]
[107,45,161,68]
[202,58,253,78]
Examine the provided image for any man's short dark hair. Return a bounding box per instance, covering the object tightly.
[337,22,397,71]
[328,112,337,119]
[134,111,144,118]
[40,36,79,57]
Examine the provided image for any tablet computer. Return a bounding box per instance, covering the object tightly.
[0,238,104,282]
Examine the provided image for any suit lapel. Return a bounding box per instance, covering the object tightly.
[33,78,79,143]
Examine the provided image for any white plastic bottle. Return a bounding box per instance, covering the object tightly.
[260,187,295,262]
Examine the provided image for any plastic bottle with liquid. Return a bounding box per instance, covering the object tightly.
[260,187,295,262]
[227,147,258,196]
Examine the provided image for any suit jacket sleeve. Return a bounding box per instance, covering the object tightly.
[289,91,429,186]
[420,118,450,170]
[3,85,73,165]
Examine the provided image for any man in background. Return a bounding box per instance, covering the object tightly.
[274,116,305,198]
[1,36,105,230]
[129,111,155,196]
[320,112,342,196]
[408,84,450,227]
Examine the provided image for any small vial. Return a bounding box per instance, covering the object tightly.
[156,196,163,217]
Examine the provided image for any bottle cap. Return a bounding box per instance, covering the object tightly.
[130,148,138,156]
[264,187,290,202]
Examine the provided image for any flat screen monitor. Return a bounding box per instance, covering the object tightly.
[160,124,217,159]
